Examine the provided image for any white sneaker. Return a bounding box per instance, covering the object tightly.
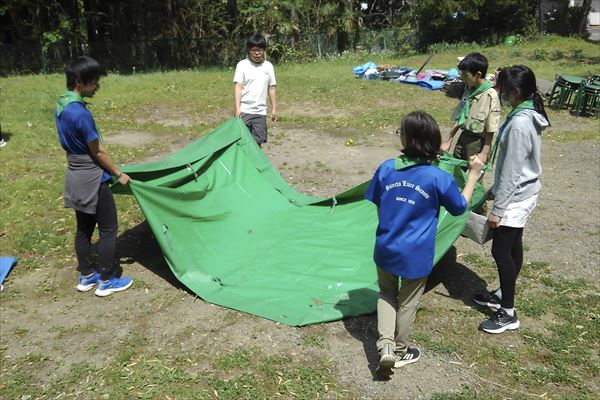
[376,343,395,378]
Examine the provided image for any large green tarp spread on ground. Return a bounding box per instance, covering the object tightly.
[115,118,483,326]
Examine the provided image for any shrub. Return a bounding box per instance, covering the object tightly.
[570,48,584,62]
[413,0,538,50]
[551,49,565,60]
[532,48,548,61]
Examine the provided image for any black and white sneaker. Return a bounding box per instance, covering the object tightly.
[394,347,421,368]
[376,343,395,378]
[473,289,502,310]
[479,309,520,334]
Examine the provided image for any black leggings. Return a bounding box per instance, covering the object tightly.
[491,226,524,309]
[75,184,118,280]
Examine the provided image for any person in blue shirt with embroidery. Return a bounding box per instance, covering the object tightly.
[55,56,133,297]
[365,111,483,378]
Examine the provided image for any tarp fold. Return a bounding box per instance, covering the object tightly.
[115,118,484,326]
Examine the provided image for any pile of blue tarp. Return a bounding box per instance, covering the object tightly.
[352,61,459,91]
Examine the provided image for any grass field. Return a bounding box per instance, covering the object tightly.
[0,35,599,399]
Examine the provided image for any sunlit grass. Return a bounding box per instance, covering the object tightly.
[0,34,598,399]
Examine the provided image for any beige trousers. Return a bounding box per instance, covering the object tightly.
[376,266,427,356]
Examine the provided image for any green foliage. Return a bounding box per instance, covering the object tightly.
[430,387,478,400]
[570,48,585,62]
[411,331,462,354]
[269,37,318,63]
[544,0,592,38]
[301,332,328,349]
[532,48,549,61]
[428,41,481,54]
[413,0,538,50]
[0,35,599,399]
[551,49,565,60]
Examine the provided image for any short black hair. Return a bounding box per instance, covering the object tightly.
[247,33,267,49]
[458,52,488,77]
[400,111,441,159]
[65,56,106,90]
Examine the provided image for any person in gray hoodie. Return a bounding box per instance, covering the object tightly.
[472,65,550,333]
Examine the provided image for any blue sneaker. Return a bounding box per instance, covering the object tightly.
[94,276,133,297]
[76,272,101,292]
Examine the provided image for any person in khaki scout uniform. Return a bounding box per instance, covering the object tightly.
[441,52,500,164]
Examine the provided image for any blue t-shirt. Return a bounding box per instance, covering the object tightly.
[55,102,111,182]
[365,159,467,279]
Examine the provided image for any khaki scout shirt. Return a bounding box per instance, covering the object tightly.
[451,87,501,136]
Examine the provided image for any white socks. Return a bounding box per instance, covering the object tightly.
[493,288,503,299]
[502,307,515,317]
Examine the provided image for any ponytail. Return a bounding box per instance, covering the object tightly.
[533,91,550,125]
[497,65,550,125]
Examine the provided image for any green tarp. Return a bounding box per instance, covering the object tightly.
[115,118,484,326]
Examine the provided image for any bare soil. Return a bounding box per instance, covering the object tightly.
[1,116,598,399]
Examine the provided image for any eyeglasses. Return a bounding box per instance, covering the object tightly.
[395,129,402,137]
[249,48,265,53]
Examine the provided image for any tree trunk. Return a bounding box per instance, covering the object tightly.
[578,0,592,35]
[227,0,238,33]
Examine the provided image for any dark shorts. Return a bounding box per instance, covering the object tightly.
[453,130,485,160]
[240,113,268,145]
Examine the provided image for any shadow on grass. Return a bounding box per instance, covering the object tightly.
[425,246,490,308]
[336,246,491,381]
[115,221,190,292]
[1,129,14,143]
[335,299,382,381]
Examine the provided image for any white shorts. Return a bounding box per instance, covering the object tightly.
[500,193,538,228]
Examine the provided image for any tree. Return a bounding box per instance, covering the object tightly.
[412,0,539,50]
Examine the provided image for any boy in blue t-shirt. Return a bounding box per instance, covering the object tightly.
[365,111,483,378]
[55,56,133,297]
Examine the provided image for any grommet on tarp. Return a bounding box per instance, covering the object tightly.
[162,224,174,251]
[186,163,198,181]
[329,196,338,215]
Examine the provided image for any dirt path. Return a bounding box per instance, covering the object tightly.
[1,122,598,398]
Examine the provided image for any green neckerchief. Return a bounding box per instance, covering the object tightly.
[55,90,104,143]
[455,80,494,128]
[505,99,535,120]
[489,99,535,165]
[394,154,436,170]
[55,90,85,116]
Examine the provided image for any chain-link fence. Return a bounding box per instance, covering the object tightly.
[0,29,417,76]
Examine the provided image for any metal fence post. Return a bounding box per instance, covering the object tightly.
[317,33,322,58]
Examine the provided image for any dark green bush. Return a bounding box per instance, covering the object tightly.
[413,0,538,50]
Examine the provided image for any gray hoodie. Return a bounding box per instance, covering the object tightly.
[491,109,548,217]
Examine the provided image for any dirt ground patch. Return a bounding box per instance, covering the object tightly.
[106,130,156,147]
[1,121,598,398]
[280,101,354,119]
[135,103,227,127]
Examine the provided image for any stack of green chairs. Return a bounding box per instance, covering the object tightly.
[547,74,587,110]
[572,76,600,118]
